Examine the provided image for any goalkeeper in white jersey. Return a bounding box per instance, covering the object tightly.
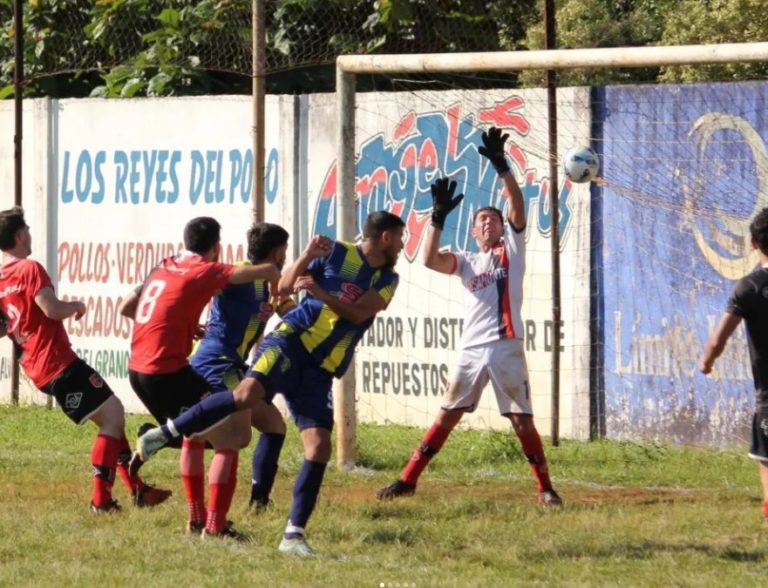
[376,126,562,507]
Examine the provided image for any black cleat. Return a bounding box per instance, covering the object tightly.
[133,484,173,508]
[202,523,251,542]
[538,489,563,507]
[248,497,274,513]
[376,479,416,500]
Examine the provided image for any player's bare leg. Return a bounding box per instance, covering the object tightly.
[508,413,562,507]
[376,407,464,500]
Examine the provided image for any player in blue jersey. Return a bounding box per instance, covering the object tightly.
[190,222,292,512]
[133,210,405,556]
[248,210,404,556]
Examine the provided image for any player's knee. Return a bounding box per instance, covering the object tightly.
[238,425,253,449]
[510,414,535,436]
[301,430,331,463]
[233,377,263,409]
[104,395,125,425]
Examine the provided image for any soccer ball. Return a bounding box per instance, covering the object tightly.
[563,146,599,184]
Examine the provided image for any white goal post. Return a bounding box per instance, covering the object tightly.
[333,42,768,468]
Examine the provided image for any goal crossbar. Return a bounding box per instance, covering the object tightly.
[337,42,768,74]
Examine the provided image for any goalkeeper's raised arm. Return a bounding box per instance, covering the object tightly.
[479,125,525,231]
[423,176,464,274]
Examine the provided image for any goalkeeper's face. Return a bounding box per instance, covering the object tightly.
[472,210,503,249]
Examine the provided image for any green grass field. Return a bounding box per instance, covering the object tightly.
[1,405,766,587]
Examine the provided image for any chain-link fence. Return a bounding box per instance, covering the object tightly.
[0,0,528,96]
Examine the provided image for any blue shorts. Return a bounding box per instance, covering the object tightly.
[191,349,246,394]
[247,330,334,431]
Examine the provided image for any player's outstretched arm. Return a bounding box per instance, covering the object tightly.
[34,287,85,321]
[425,177,463,274]
[293,275,387,325]
[479,126,525,231]
[118,286,141,319]
[277,235,333,296]
[229,262,281,286]
[699,311,742,374]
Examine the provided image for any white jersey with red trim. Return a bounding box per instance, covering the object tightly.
[453,221,524,349]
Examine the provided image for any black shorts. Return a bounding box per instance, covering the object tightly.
[42,358,115,425]
[749,412,768,463]
[129,365,212,424]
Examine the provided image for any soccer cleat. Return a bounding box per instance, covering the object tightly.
[137,422,155,437]
[90,499,122,514]
[187,519,234,536]
[186,521,205,535]
[128,427,171,478]
[278,536,316,557]
[136,426,171,462]
[376,479,416,500]
[538,489,563,507]
[133,484,173,508]
[248,497,274,513]
[202,523,251,542]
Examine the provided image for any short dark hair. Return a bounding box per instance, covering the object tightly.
[247,222,289,262]
[183,216,222,254]
[363,211,405,240]
[0,206,28,251]
[750,207,768,256]
[472,206,504,224]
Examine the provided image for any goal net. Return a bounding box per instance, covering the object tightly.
[321,44,768,452]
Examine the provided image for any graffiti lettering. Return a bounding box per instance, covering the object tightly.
[313,98,575,259]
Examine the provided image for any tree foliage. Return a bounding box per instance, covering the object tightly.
[1,0,767,99]
[659,0,768,82]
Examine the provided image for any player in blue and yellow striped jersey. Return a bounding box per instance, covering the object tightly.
[133,211,405,555]
[190,222,292,514]
[247,210,405,556]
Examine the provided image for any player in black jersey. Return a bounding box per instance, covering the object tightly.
[700,207,768,525]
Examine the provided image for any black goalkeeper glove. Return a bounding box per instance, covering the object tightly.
[430,177,464,231]
[478,126,510,175]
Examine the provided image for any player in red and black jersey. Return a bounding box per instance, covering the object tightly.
[700,206,768,526]
[120,216,280,539]
[0,206,171,513]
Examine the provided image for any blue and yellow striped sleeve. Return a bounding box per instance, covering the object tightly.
[371,271,399,306]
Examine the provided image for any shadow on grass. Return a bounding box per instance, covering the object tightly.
[525,541,766,562]
[362,526,420,546]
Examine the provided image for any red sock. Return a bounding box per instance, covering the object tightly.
[762,500,768,518]
[91,434,120,507]
[516,427,552,493]
[205,449,238,534]
[401,423,451,486]
[181,439,206,525]
[116,435,145,493]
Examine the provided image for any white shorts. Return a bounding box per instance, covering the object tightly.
[442,338,532,415]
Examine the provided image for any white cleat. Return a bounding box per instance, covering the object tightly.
[278,536,316,557]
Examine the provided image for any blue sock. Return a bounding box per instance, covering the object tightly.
[285,459,326,536]
[251,433,286,504]
[171,392,236,438]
